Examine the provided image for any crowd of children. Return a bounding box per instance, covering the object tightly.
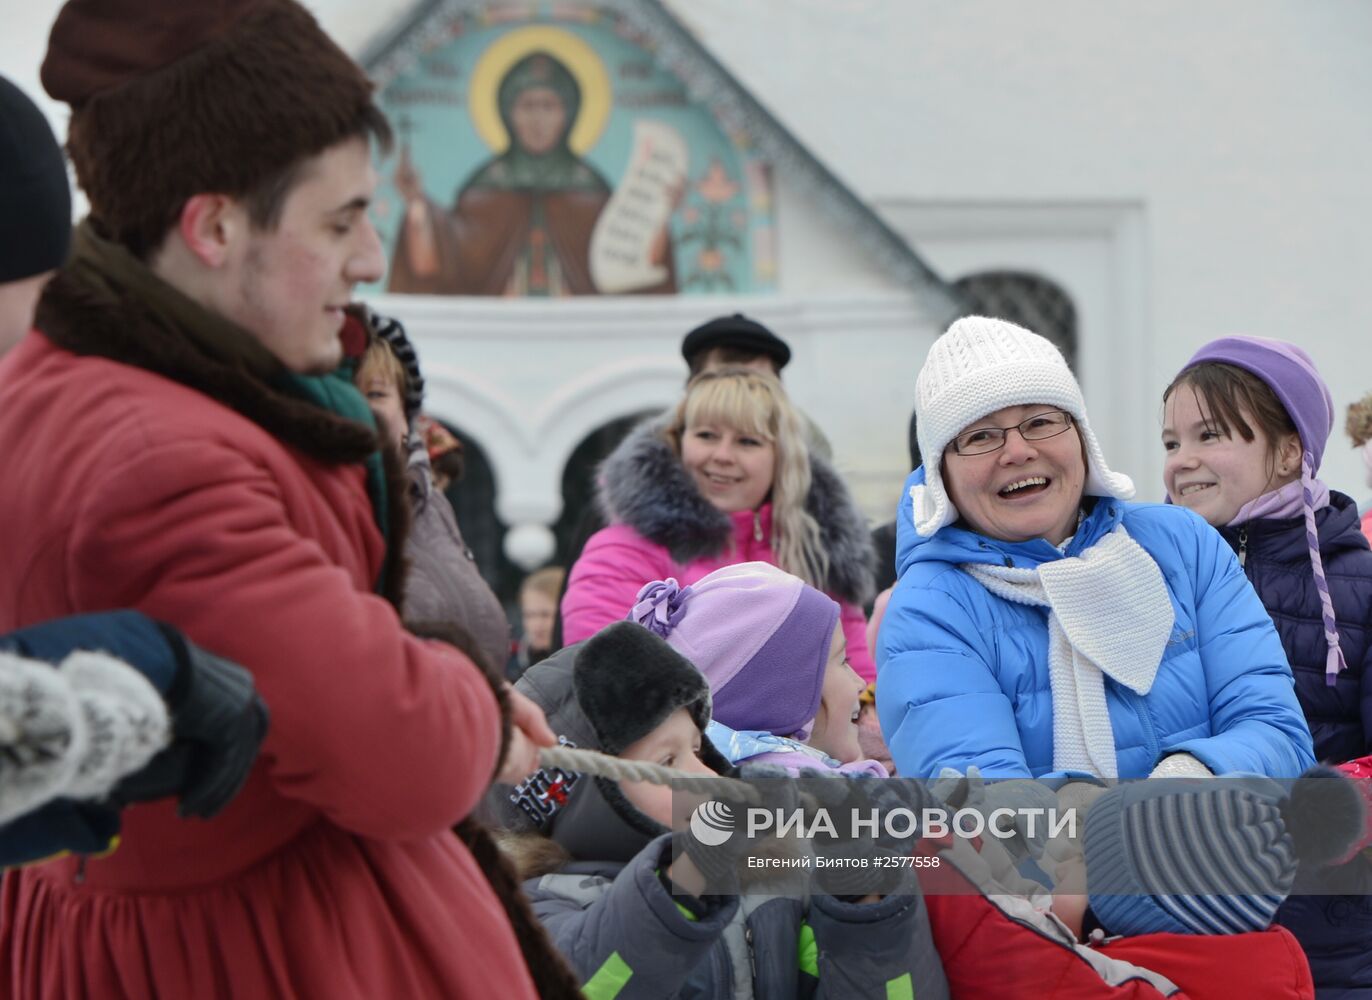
[2,1,1371,988]
[332,307,1372,997]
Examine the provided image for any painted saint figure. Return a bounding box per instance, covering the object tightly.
[389,51,674,296]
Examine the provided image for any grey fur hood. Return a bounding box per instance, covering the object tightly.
[596,416,876,606]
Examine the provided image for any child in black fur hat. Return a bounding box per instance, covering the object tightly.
[496,620,950,999]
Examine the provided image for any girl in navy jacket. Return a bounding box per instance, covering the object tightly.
[1164,335,1372,999]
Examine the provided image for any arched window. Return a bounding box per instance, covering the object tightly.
[552,412,658,570]
[952,271,1079,370]
[434,423,522,611]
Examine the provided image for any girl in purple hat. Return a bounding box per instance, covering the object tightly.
[1163,336,1372,995]
[629,562,885,777]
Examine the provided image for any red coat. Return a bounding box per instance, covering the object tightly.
[920,863,1314,1000]
[0,333,536,998]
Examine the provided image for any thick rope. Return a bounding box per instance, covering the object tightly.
[538,744,765,806]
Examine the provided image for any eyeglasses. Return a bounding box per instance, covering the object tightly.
[948,410,1076,456]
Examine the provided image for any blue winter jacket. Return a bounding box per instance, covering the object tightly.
[877,468,1315,780]
[1224,492,1372,999]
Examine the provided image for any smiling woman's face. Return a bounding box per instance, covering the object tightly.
[943,404,1087,545]
[680,422,776,514]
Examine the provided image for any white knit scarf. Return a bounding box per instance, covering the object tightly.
[962,524,1175,779]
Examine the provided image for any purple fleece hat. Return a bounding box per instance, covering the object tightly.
[1184,336,1334,470]
[628,562,840,738]
[1182,335,1346,685]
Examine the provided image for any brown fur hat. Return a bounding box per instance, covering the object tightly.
[41,0,389,256]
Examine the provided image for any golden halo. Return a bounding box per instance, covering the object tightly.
[468,25,612,156]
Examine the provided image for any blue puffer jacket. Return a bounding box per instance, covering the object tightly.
[877,467,1315,780]
[1221,492,1372,999]
[1218,491,1372,765]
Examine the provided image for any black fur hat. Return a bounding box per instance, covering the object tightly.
[497,621,729,863]
[573,620,711,755]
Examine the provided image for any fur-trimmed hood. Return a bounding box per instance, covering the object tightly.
[596,416,875,606]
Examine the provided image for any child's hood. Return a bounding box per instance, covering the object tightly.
[707,720,889,778]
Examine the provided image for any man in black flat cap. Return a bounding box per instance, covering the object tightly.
[681,312,792,379]
[549,311,836,648]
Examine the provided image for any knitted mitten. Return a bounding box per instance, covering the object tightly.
[59,650,170,801]
[1148,753,1212,778]
[0,651,86,824]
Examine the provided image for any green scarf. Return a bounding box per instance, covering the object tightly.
[66,222,393,586]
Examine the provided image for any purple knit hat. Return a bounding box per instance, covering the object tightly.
[627,562,840,739]
[1183,336,1346,685]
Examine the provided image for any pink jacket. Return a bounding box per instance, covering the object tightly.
[561,419,878,681]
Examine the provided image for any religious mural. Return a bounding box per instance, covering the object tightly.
[370,9,777,297]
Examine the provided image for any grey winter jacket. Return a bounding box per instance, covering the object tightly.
[525,833,949,1000]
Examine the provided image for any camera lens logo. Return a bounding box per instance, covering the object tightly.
[689,801,735,846]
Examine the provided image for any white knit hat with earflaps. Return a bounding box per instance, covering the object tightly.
[911,316,1135,537]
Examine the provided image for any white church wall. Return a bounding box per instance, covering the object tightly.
[372,281,943,568]
[880,201,1155,498]
[674,0,1372,502]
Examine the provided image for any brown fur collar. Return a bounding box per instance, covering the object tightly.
[36,267,413,609]
[37,268,378,463]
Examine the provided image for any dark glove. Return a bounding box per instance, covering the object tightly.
[113,631,268,819]
[932,766,1060,864]
[802,772,933,898]
[675,763,800,895]
[0,799,121,868]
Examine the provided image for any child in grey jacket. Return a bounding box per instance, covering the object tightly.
[494,621,949,1000]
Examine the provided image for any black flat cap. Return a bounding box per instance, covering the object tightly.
[681,313,791,371]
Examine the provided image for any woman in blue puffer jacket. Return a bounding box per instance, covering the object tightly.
[877,316,1315,783]
[1164,336,1372,999]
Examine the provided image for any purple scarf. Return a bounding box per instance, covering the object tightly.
[1228,462,1345,686]
[1227,478,1330,525]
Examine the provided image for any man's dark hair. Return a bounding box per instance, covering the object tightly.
[242,106,392,234]
[686,344,779,378]
[47,0,395,260]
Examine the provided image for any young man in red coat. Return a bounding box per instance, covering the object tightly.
[0,2,557,996]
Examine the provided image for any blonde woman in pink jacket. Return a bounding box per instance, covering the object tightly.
[561,368,879,680]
